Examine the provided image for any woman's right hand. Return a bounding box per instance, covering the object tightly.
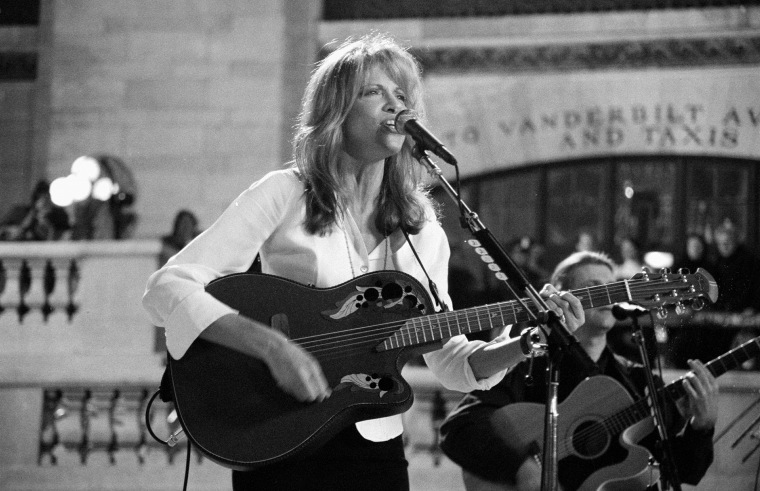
[263,330,332,403]
[200,313,331,403]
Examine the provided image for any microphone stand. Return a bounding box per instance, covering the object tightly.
[616,305,682,491]
[411,147,597,491]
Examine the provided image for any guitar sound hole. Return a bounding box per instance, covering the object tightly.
[572,420,609,459]
[379,377,394,391]
[381,282,403,300]
[364,288,379,301]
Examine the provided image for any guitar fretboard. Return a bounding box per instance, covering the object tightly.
[379,272,709,351]
[599,336,760,438]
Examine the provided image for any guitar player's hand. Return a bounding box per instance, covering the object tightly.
[515,456,541,491]
[540,284,585,332]
[264,330,332,403]
[515,456,564,491]
[201,313,331,403]
[681,359,718,430]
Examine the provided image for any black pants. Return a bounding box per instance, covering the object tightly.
[232,426,409,491]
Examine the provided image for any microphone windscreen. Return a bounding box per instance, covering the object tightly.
[394,109,418,134]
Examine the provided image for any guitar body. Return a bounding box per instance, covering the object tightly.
[168,271,436,470]
[462,328,760,491]
[463,376,657,491]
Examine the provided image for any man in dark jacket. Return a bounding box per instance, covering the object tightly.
[440,251,717,490]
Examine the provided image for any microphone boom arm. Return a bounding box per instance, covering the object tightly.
[412,148,595,368]
[412,148,597,491]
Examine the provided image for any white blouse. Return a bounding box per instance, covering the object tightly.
[142,168,506,441]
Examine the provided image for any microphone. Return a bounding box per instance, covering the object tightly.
[612,302,650,321]
[394,109,458,166]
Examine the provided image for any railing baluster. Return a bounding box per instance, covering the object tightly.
[0,260,6,316]
[67,260,80,321]
[47,258,71,321]
[42,260,56,320]
[0,259,22,321]
[18,260,31,322]
[23,258,48,323]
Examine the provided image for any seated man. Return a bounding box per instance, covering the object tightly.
[439,251,717,491]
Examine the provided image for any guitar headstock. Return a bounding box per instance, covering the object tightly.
[626,267,718,315]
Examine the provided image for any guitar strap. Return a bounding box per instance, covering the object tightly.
[401,228,449,312]
[159,354,174,403]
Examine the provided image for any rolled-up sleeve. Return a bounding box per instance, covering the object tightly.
[143,265,239,358]
[142,171,298,359]
[424,337,507,392]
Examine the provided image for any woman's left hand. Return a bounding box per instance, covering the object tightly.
[539,284,585,332]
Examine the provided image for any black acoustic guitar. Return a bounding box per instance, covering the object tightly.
[167,268,717,470]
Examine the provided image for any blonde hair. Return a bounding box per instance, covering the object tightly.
[550,251,615,290]
[293,33,434,235]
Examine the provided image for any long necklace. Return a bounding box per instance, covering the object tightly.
[343,226,390,278]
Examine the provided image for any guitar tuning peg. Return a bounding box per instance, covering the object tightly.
[678,267,690,275]
[660,267,671,275]
[674,302,687,316]
[656,306,668,319]
[691,298,706,311]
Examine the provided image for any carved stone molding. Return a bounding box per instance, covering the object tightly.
[411,36,760,73]
[324,0,753,20]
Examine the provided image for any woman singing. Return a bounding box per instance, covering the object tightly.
[143,33,583,490]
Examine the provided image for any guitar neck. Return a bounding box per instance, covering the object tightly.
[607,336,760,435]
[380,279,635,351]
[665,335,760,399]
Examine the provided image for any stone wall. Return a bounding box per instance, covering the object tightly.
[38,0,318,238]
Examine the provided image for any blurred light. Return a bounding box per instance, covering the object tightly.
[68,174,93,202]
[50,177,74,207]
[644,251,674,270]
[92,177,115,201]
[624,186,634,199]
[71,155,101,182]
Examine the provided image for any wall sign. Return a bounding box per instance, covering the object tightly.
[424,67,760,176]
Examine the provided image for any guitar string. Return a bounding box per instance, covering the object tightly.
[291,279,640,348]
[554,398,648,459]
[293,276,715,452]
[293,279,695,354]
[292,275,697,347]
[295,283,637,352]
[289,278,700,357]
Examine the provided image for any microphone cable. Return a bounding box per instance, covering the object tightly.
[145,388,191,491]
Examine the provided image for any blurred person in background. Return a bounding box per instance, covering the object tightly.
[0,180,70,241]
[506,235,546,289]
[681,232,714,274]
[159,209,201,267]
[669,220,760,369]
[574,230,596,252]
[614,236,644,280]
